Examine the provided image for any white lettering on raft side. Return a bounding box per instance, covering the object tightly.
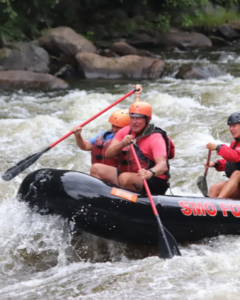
[179,200,240,218]
[110,188,138,203]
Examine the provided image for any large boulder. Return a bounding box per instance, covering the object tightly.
[176,65,220,80]
[216,24,240,41]
[228,20,240,32]
[110,41,153,57]
[0,70,69,89]
[111,42,139,55]
[155,32,212,49]
[0,42,49,73]
[126,33,156,48]
[75,53,165,79]
[38,27,96,56]
[209,36,232,46]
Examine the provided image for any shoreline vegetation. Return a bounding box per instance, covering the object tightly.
[0,0,240,89]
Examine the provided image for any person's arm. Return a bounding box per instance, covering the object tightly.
[203,160,226,172]
[105,135,133,158]
[206,142,240,162]
[138,133,169,179]
[217,144,240,162]
[205,142,229,171]
[138,155,168,179]
[133,84,143,101]
[72,126,92,151]
[152,155,168,176]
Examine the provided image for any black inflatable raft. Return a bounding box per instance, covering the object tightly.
[17,169,240,246]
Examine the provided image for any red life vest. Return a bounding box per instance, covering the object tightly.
[118,126,174,178]
[225,139,240,178]
[168,137,175,159]
[91,131,119,167]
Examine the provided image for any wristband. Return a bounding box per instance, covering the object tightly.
[216,144,222,152]
[214,162,219,169]
[149,169,156,177]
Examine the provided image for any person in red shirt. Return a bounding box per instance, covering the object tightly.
[205,111,240,198]
[90,101,172,195]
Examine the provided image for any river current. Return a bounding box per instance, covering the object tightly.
[0,49,240,299]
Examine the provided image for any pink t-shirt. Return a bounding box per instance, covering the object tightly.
[114,126,167,161]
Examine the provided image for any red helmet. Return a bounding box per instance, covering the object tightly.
[108,109,130,128]
[129,101,152,120]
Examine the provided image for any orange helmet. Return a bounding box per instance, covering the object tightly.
[108,109,130,128]
[129,101,152,120]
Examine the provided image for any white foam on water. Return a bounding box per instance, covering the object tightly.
[1,72,240,298]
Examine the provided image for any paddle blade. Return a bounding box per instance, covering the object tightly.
[2,147,50,181]
[197,175,208,197]
[156,218,181,259]
[163,227,181,257]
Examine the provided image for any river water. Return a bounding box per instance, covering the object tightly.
[0,49,240,299]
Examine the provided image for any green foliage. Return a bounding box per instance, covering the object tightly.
[156,14,171,32]
[0,0,239,42]
[0,0,16,20]
[182,15,194,27]
[213,0,239,8]
[85,31,95,41]
[162,0,208,9]
[0,0,56,41]
[184,7,240,29]
[154,0,208,31]
[118,19,138,35]
[0,21,25,42]
[0,0,23,41]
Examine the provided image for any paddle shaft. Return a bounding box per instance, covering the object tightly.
[2,89,136,181]
[129,144,174,258]
[204,150,212,176]
[49,89,136,148]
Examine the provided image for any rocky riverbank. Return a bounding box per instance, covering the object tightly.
[1,15,240,89]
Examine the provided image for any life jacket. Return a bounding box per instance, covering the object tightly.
[225,139,240,178]
[118,125,174,179]
[91,131,119,167]
[167,137,175,159]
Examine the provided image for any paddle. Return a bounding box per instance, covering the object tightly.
[197,150,212,197]
[2,89,136,181]
[129,143,181,259]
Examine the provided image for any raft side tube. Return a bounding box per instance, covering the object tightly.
[17,169,240,245]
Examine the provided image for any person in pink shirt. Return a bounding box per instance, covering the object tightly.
[90,98,172,195]
[205,111,240,199]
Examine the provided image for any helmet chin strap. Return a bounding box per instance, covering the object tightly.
[138,117,150,136]
[145,117,150,128]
